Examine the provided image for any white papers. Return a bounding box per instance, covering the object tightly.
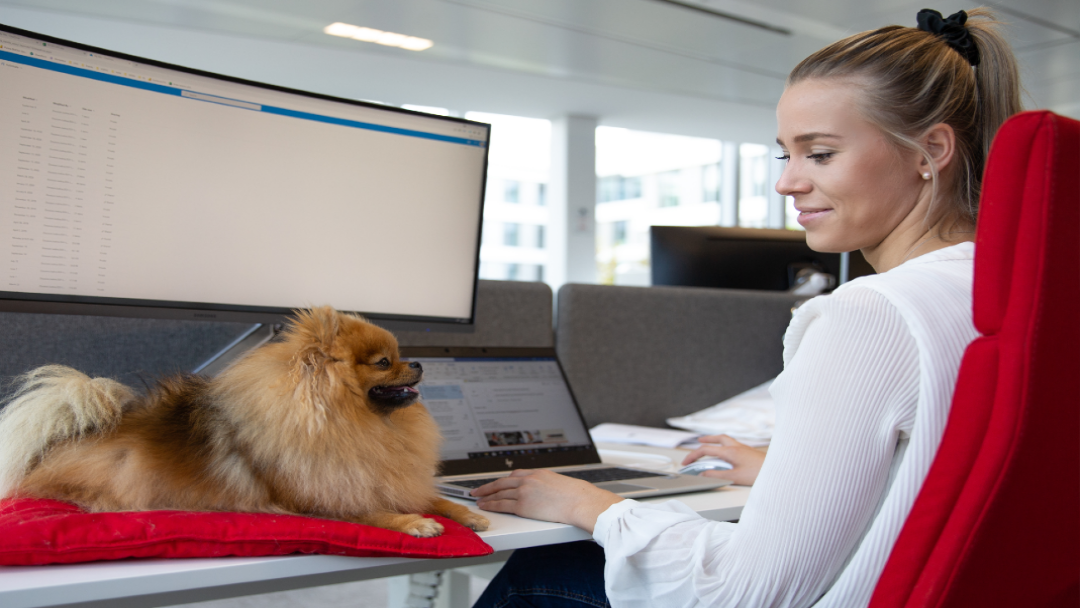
[666,379,776,447]
[589,423,700,449]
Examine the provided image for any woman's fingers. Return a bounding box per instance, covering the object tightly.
[681,434,766,486]
[681,445,732,465]
[471,469,535,497]
[472,469,623,532]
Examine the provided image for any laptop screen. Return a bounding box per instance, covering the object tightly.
[402,347,602,476]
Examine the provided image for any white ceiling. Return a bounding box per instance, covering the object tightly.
[0,0,1076,145]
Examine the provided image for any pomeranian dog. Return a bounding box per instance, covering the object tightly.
[0,306,488,538]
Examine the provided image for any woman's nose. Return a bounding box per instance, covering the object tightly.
[775,161,808,197]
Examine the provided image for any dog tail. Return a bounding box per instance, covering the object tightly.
[0,365,134,499]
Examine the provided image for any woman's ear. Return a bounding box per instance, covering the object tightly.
[918,122,957,175]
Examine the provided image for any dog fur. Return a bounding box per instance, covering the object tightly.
[0,306,488,537]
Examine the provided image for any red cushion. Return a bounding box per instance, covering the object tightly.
[0,498,493,566]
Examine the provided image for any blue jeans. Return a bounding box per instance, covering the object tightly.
[473,541,610,608]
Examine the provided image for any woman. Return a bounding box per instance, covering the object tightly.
[471,8,1022,608]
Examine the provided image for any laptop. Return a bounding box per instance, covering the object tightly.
[401,346,731,499]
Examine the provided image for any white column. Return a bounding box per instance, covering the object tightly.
[719,141,739,227]
[547,114,598,292]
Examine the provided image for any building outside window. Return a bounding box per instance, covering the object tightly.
[504,179,520,203]
[738,143,771,228]
[595,127,726,286]
[785,196,802,230]
[702,162,722,203]
[468,112,551,282]
[598,175,643,203]
[657,170,682,207]
[613,220,628,246]
[504,222,520,246]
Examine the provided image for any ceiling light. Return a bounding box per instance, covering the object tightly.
[350,27,383,43]
[323,22,359,37]
[374,32,409,47]
[323,22,433,52]
[399,37,434,52]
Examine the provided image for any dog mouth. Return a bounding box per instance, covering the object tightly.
[368,382,421,408]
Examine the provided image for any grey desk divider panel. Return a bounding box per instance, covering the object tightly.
[0,313,252,397]
[0,280,552,402]
[394,280,553,348]
[556,283,801,429]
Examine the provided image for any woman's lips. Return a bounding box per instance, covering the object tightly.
[797,208,832,226]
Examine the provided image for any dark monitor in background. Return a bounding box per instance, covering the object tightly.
[0,24,489,332]
[650,226,874,291]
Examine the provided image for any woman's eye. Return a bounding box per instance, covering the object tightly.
[807,152,834,163]
[775,154,790,161]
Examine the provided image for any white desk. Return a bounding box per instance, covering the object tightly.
[0,444,749,608]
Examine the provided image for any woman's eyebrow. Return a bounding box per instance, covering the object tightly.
[777,132,843,146]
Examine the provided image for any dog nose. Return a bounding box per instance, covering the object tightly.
[409,361,422,371]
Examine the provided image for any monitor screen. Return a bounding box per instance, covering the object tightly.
[650,225,874,290]
[0,24,489,329]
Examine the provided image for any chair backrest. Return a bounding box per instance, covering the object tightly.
[870,111,1080,607]
[556,283,798,428]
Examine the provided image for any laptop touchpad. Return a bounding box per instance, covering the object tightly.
[598,482,653,494]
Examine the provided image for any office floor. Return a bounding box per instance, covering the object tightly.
[165,576,490,608]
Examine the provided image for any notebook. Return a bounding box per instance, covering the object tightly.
[400,346,731,500]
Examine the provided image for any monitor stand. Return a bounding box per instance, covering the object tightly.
[193,323,284,377]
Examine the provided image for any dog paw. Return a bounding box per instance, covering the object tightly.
[404,516,444,538]
[459,512,490,531]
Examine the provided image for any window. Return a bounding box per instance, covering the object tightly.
[738,144,770,228]
[536,225,545,249]
[597,175,643,203]
[702,163,721,203]
[785,196,802,231]
[658,170,681,207]
[613,221,627,246]
[595,126,724,286]
[504,179,520,203]
[504,222,520,247]
[466,112,552,283]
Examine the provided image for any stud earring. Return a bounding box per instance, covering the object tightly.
[922,172,932,180]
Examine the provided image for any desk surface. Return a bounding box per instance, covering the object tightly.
[0,444,750,608]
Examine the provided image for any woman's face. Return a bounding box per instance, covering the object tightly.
[775,79,927,257]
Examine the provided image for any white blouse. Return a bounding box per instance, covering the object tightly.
[593,242,978,608]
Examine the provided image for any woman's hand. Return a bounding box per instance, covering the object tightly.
[682,434,765,486]
[472,469,624,533]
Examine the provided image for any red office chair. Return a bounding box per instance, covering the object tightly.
[869,110,1080,608]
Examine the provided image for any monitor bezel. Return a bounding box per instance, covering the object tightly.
[0,23,488,332]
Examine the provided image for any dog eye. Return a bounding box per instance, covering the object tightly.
[376,358,390,368]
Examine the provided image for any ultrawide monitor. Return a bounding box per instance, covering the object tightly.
[0,24,489,329]
[650,225,874,290]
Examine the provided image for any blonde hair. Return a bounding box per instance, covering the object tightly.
[788,8,1022,225]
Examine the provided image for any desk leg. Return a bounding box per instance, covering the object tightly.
[386,561,506,608]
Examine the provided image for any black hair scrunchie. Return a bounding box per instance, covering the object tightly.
[916,8,980,67]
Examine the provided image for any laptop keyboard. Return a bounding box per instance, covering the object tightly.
[448,467,665,489]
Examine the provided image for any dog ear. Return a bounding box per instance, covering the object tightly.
[287,306,342,426]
